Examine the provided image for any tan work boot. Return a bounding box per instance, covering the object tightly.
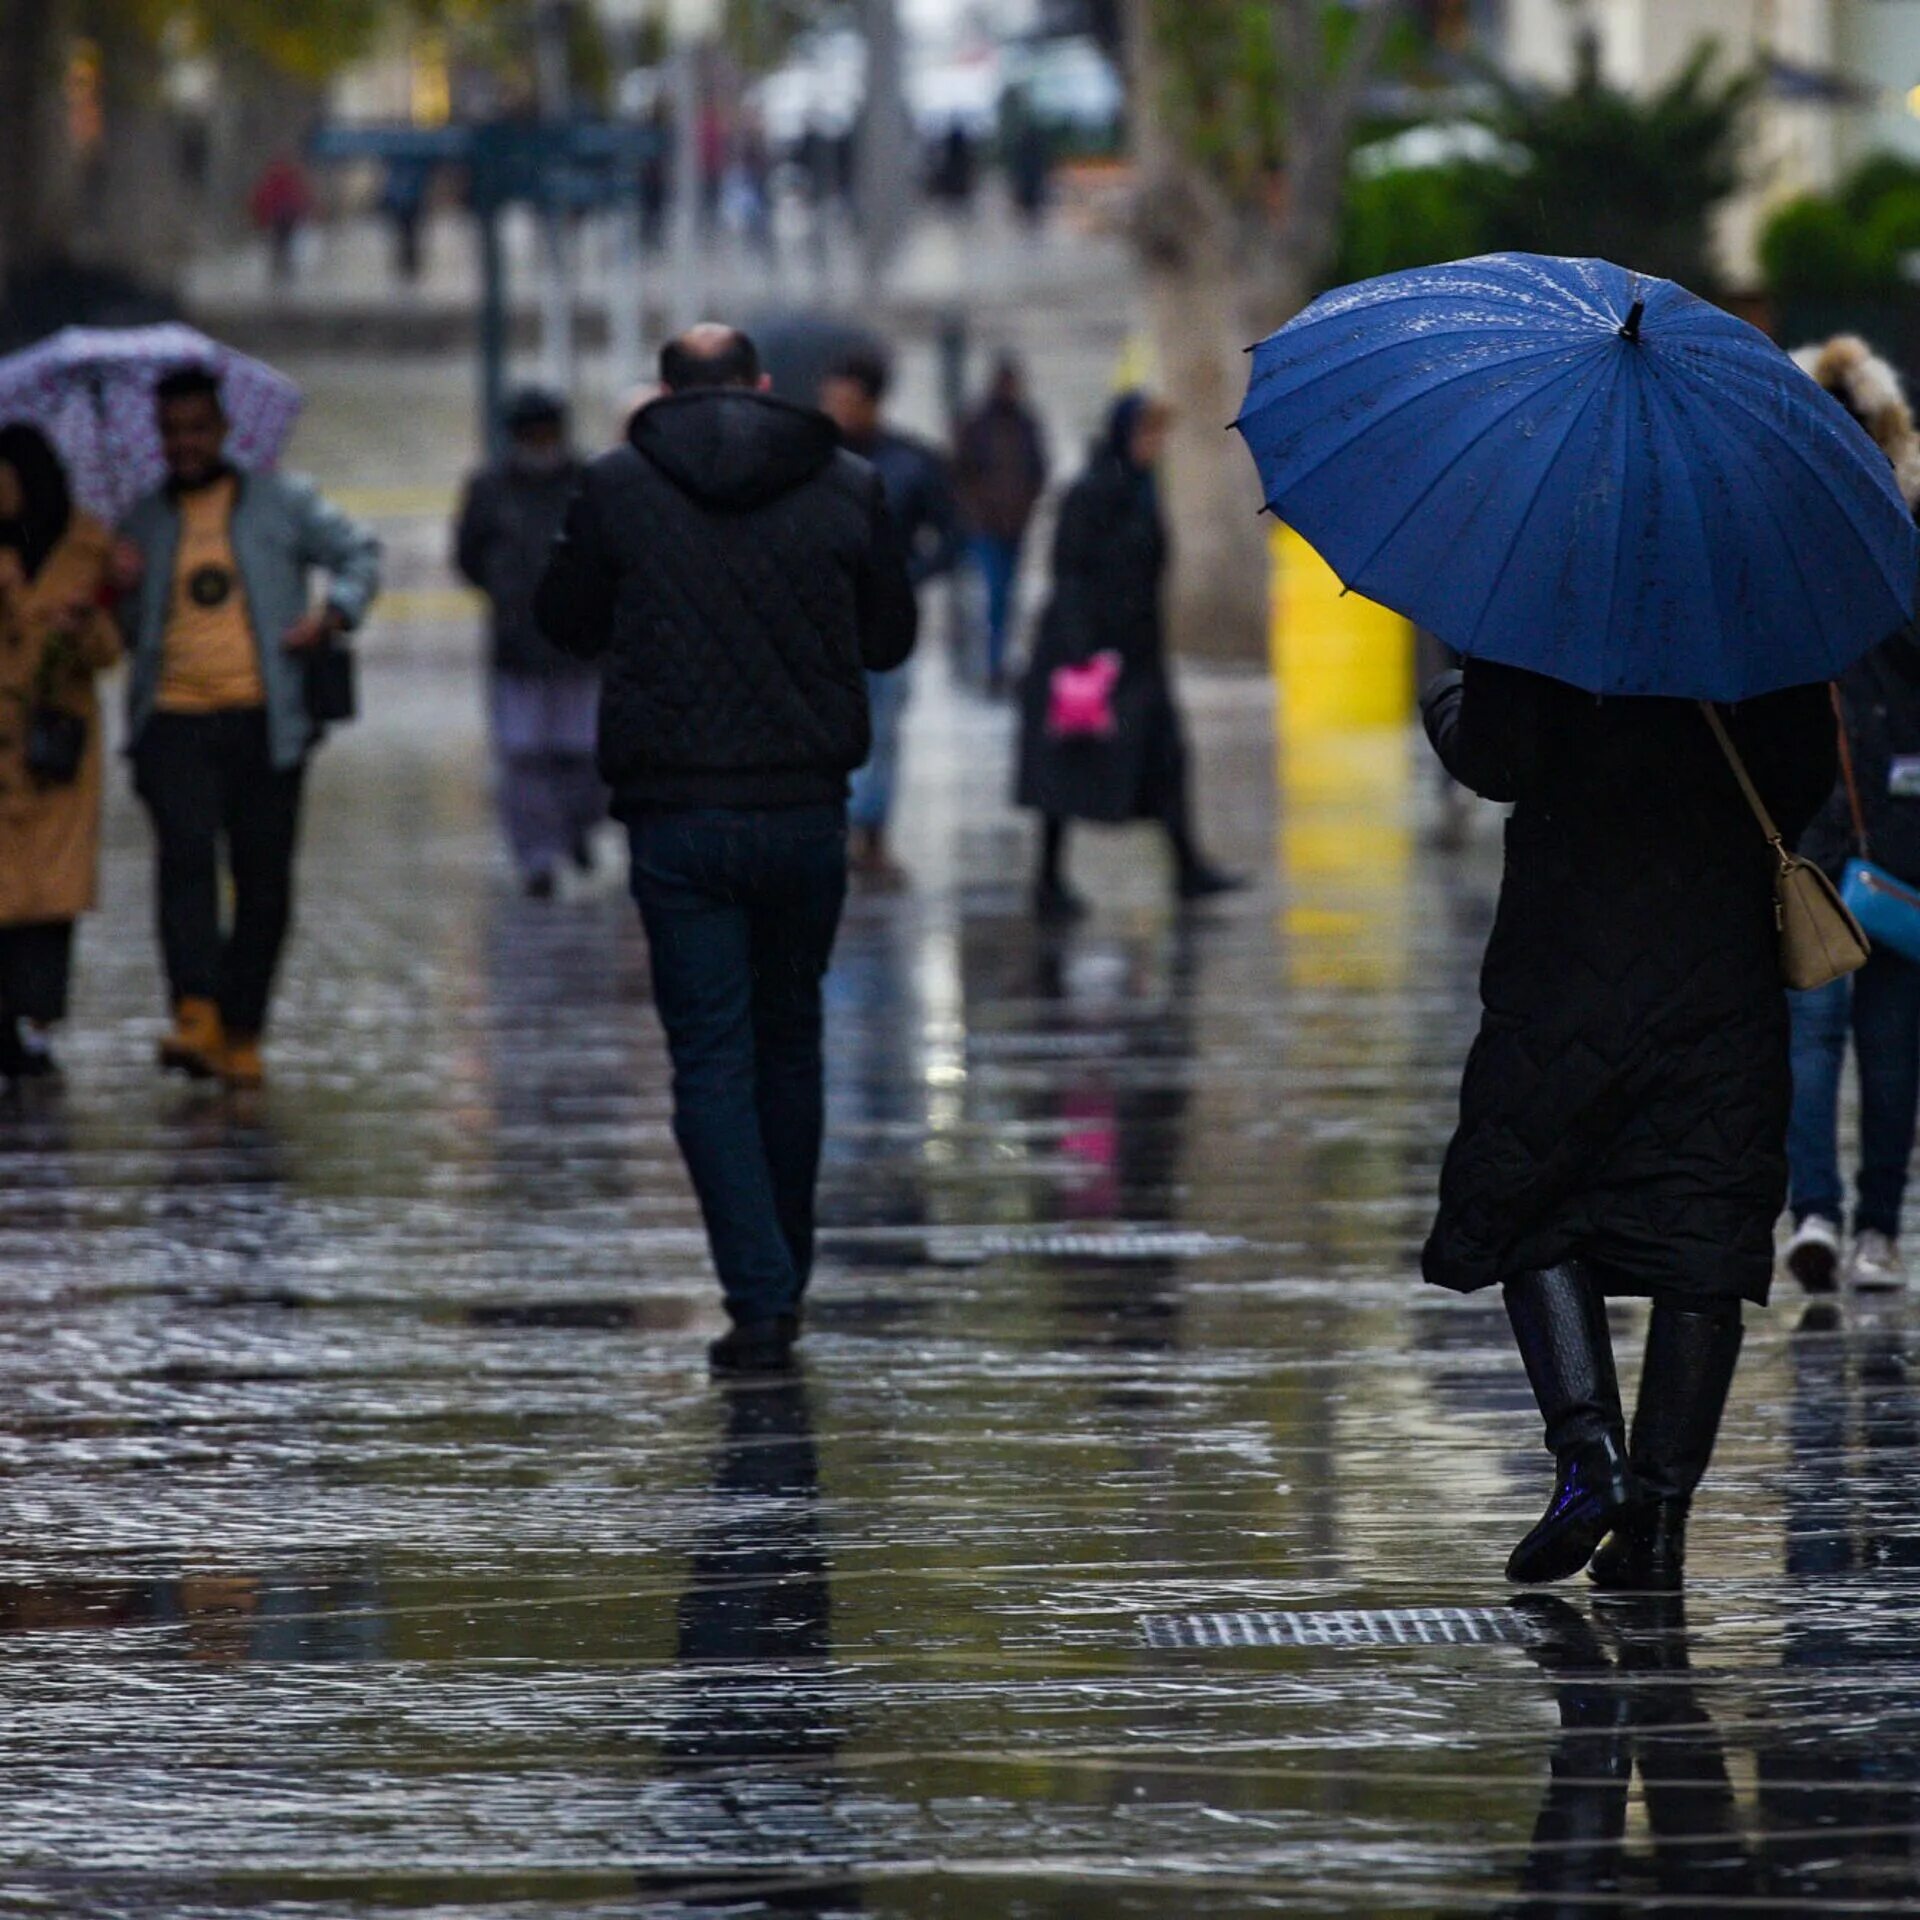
[221,1033,266,1091]
[159,998,225,1080]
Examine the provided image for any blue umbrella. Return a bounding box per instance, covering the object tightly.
[1234,253,1920,701]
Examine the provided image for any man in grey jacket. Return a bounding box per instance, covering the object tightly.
[119,365,381,1087]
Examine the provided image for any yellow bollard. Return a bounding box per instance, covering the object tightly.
[1271,523,1417,994]
[1270,524,1414,728]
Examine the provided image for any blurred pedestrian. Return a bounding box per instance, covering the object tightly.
[1015,392,1242,918]
[1005,100,1052,227]
[380,159,432,286]
[248,154,315,288]
[930,122,978,213]
[1423,664,1835,1589]
[955,355,1049,692]
[1783,336,1920,1296]
[454,387,603,899]
[0,426,129,1080]
[817,349,962,885]
[118,365,382,1089]
[535,324,916,1374]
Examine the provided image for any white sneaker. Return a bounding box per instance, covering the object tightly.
[1848,1230,1907,1294]
[1784,1215,1842,1293]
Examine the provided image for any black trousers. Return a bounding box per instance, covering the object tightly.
[132,710,306,1037]
[0,922,73,1025]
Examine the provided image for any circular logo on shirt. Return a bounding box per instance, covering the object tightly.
[188,564,234,609]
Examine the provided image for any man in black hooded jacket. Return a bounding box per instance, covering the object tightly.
[535,324,917,1372]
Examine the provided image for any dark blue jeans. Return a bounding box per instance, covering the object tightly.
[1788,948,1920,1237]
[629,804,849,1323]
[970,534,1022,682]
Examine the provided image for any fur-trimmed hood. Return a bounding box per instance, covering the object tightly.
[1793,334,1920,508]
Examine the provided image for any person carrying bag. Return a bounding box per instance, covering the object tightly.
[1779,333,1920,1297]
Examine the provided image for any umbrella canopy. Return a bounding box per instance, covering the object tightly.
[747,310,887,408]
[0,324,303,525]
[1234,253,1920,702]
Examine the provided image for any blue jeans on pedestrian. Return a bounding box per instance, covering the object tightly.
[1788,948,1920,1237]
[969,534,1021,683]
[849,666,910,834]
[628,804,849,1323]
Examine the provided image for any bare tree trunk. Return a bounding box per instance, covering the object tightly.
[855,0,913,285]
[0,0,77,293]
[1126,0,1271,664]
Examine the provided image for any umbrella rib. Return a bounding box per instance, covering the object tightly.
[1253,342,1599,499]
[1640,384,1734,699]
[1460,370,1620,657]
[1332,354,1605,595]
[1671,367,1852,690]
[1242,330,1592,422]
[1684,363,1915,607]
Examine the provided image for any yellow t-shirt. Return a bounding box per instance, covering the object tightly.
[156,475,266,713]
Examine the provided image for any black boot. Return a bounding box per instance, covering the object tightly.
[1033,817,1087,922]
[1504,1267,1639,1585]
[1590,1305,1743,1593]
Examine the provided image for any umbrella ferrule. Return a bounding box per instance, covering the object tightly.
[1620,299,1646,344]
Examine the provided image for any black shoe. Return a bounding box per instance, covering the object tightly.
[709,1314,800,1375]
[1508,1431,1638,1585]
[1504,1266,1637,1585]
[1033,877,1088,923]
[571,831,596,875]
[1589,1496,1689,1592]
[525,869,558,901]
[1587,1304,1743,1594]
[1176,863,1247,903]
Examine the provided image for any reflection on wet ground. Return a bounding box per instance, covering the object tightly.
[4,662,1920,1915]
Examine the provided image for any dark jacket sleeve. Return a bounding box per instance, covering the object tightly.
[858,482,919,673]
[453,472,494,591]
[533,479,618,663]
[1422,661,1527,804]
[901,447,965,587]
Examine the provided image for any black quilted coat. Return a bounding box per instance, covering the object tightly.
[1424,661,1836,1307]
[534,390,917,815]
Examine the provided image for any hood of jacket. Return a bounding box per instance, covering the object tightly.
[1794,334,1920,509]
[631,390,840,512]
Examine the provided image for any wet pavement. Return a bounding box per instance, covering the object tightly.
[10,396,1920,1916]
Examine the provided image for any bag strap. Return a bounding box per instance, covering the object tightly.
[1700,701,1793,871]
[1831,681,1871,857]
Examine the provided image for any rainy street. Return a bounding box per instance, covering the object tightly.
[0,346,1908,1920]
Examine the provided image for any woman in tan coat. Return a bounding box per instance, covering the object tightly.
[0,424,125,1078]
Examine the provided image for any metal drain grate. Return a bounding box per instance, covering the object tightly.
[969,1230,1246,1261]
[1142,1606,1526,1650]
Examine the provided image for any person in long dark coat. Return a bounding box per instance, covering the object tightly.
[1015,393,1239,918]
[1424,659,1836,1589]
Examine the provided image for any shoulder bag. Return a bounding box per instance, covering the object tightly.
[1834,685,1920,965]
[304,636,358,726]
[1702,701,1869,992]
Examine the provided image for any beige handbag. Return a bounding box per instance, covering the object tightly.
[1702,702,1869,991]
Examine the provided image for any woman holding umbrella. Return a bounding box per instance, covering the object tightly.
[1237,256,1918,1590]
[0,424,129,1078]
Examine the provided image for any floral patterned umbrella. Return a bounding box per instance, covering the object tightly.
[0,324,304,524]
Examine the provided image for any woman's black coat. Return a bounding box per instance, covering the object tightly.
[1015,451,1185,824]
[1424,660,1836,1307]
[1799,632,1920,888]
